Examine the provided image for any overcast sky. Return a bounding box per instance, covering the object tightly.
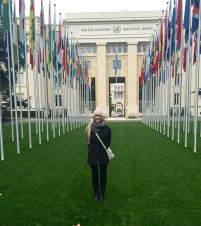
[16,0,169,23]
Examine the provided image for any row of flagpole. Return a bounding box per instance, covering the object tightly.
[1,0,93,160]
[141,0,201,152]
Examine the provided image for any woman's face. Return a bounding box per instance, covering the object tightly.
[94,115,102,123]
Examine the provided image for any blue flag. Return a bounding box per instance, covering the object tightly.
[115,52,118,75]
[192,0,200,34]
[4,32,8,59]
[171,0,176,56]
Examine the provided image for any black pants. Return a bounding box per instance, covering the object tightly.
[90,164,108,195]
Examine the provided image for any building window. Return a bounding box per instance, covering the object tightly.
[112,45,116,53]
[78,46,81,55]
[87,46,91,53]
[174,93,179,105]
[107,45,111,53]
[113,60,121,69]
[17,93,24,99]
[55,95,62,106]
[114,92,123,99]
[175,73,182,86]
[82,46,86,53]
[143,44,147,52]
[123,45,127,53]
[138,45,141,53]
[16,73,24,86]
[87,61,91,69]
[118,45,122,53]
[93,46,97,53]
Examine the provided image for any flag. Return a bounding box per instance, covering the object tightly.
[29,0,35,50]
[183,0,190,72]
[159,19,163,64]
[4,32,8,59]
[66,33,70,76]
[171,0,176,57]
[58,20,62,71]
[151,36,155,75]
[19,0,26,63]
[3,0,9,33]
[176,0,182,50]
[40,0,45,37]
[115,51,118,75]
[13,6,18,65]
[167,0,172,61]
[193,32,197,65]
[70,36,73,78]
[30,48,34,70]
[184,0,190,37]
[183,46,187,72]
[62,37,66,78]
[163,9,167,59]
[192,0,199,34]
[52,6,56,69]
[89,68,91,88]
[47,0,51,76]
[140,58,144,87]
[19,0,25,43]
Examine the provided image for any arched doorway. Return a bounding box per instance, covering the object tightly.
[109,77,125,117]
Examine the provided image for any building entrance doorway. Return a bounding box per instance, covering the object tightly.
[109,77,125,117]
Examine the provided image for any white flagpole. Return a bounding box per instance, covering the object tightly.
[0,99,4,160]
[14,0,24,140]
[172,0,178,140]
[177,20,184,143]
[43,30,49,141]
[21,0,32,148]
[72,42,75,130]
[6,31,14,142]
[39,48,44,133]
[193,0,201,152]
[56,13,60,136]
[184,0,192,147]
[36,21,41,144]
[8,0,20,153]
[16,44,24,139]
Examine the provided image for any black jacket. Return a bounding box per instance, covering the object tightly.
[87,125,111,165]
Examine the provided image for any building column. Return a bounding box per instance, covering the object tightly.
[126,42,139,117]
[96,42,108,117]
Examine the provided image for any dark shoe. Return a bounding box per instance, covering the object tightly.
[99,193,104,202]
[94,193,99,201]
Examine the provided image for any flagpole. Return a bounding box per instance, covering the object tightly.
[184,0,192,147]
[72,51,75,129]
[193,0,201,152]
[0,98,4,160]
[66,28,69,133]
[43,27,49,141]
[36,21,41,144]
[8,0,20,153]
[177,20,184,143]
[6,31,14,142]
[15,0,24,139]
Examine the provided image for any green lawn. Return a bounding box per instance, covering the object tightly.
[1,122,201,225]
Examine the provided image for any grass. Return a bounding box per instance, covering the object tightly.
[1,121,201,225]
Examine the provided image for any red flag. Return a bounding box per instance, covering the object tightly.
[183,47,187,72]
[193,33,197,65]
[140,58,145,87]
[176,0,182,50]
[159,20,163,63]
[163,10,167,59]
[30,48,34,70]
[172,51,175,77]
[40,0,44,37]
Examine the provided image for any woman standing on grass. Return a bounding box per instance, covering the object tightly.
[85,109,111,202]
